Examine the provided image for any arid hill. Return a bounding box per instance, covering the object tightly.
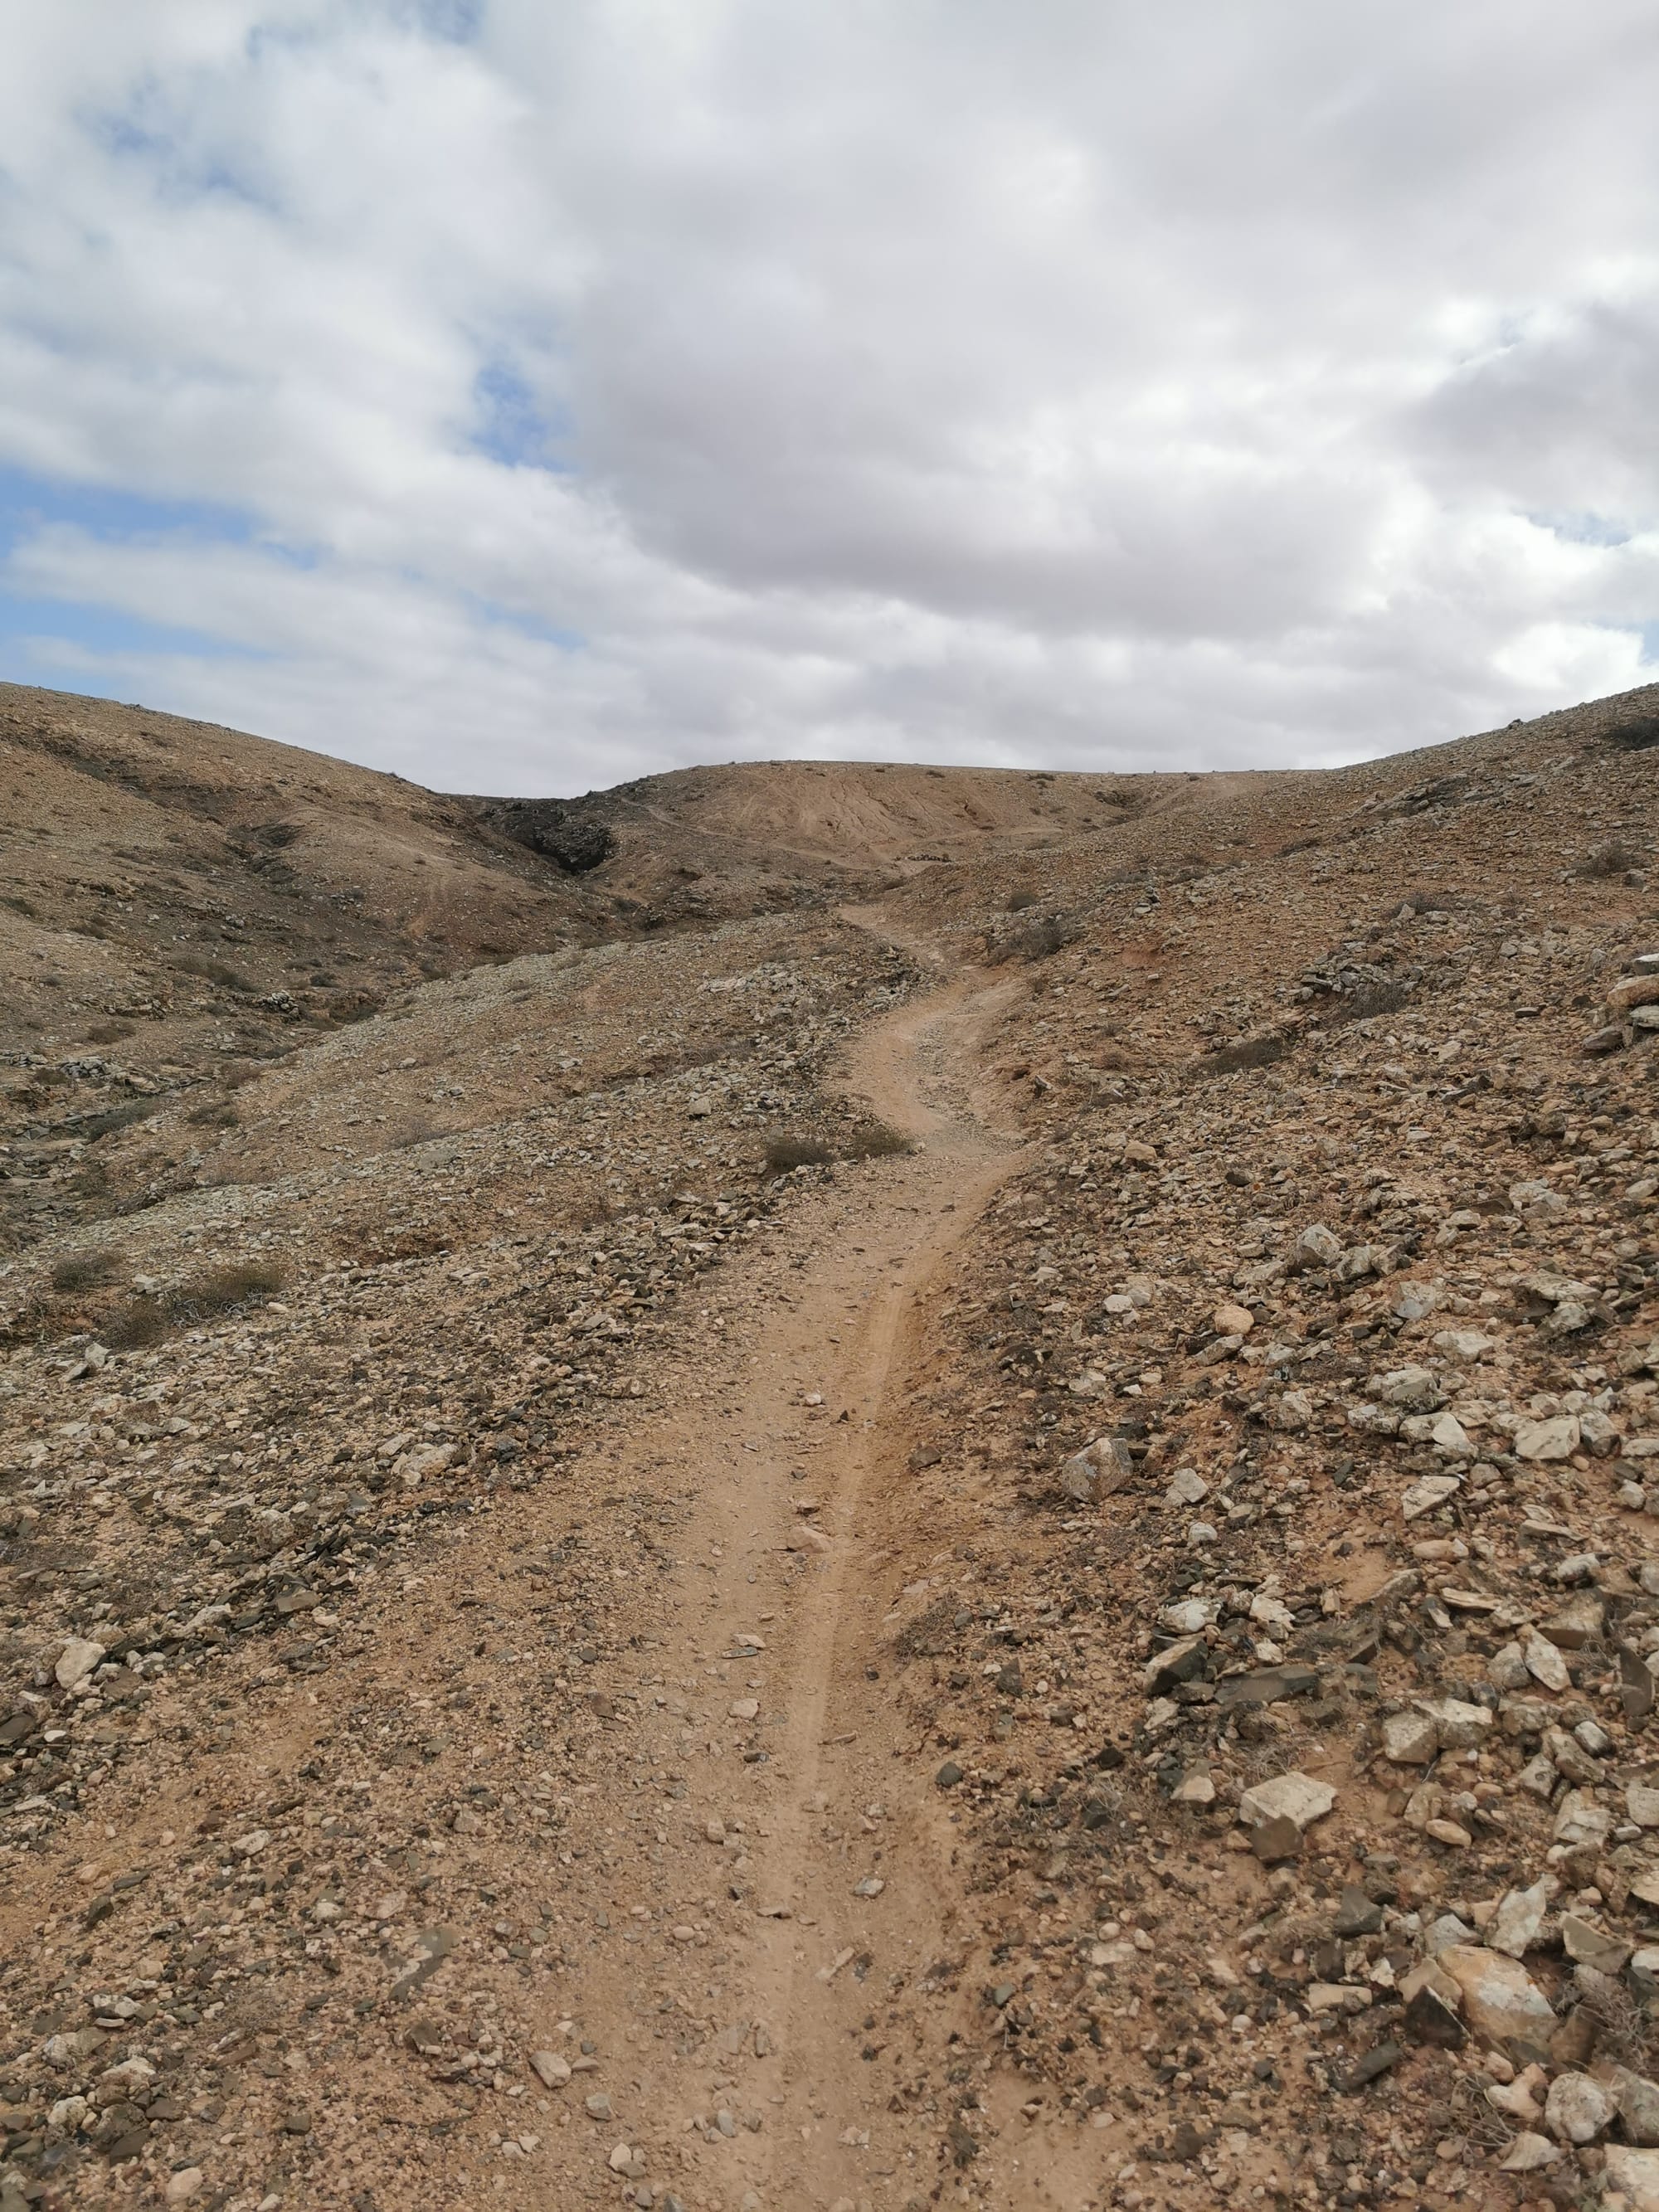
[0,676,1657,2212]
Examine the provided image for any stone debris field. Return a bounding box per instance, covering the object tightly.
[1,680,1658,2212]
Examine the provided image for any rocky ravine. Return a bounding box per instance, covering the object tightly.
[0,683,1657,2212]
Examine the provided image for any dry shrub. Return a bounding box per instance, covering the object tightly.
[1193,1031,1291,1079]
[840,1120,915,1162]
[102,1300,167,1350]
[179,1262,285,1315]
[49,1251,125,1294]
[1579,1962,1657,2071]
[1005,889,1039,913]
[77,1099,161,1140]
[83,1021,134,1046]
[1450,2073,1516,2159]
[185,1097,240,1128]
[176,954,255,993]
[358,1226,450,1266]
[1576,841,1644,878]
[387,1116,444,1150]
[765,1134,834,1173]
[1609,714,1659,752]
[101,1260,285,1349]
[1321,980,1413,1028]
[562,1191,615,1231]
[1011,916,1077,960]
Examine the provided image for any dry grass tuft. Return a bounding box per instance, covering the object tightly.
[101,1262,286,1350]
[1575,840,1644,878]
[839,1120,916,1162]
[48,1252,126,1294]
[1193,1030,1291,1079]
[764,1135,834,1174]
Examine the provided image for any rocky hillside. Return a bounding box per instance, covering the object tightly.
[0,678,1655,2212]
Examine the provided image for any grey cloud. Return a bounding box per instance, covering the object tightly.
[0,1,1655,790]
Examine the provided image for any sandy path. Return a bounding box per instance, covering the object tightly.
[534,965,1024,2210]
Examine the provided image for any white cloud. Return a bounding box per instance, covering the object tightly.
[0,0,1656,790]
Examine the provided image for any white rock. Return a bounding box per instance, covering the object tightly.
[1607,2145,1659,2209]
[1292,1223,1341,1269]
[1486,1880,1551,1960]
[1498,2132,1561,2174]
[1515,1415,1580,1461]
[54,1637,105,1690]
[1416,1694,1491,1748]
[1434,1329,1498,1359]
[530,2050,571,2088]
[164,2174,206,2206]
[1522,1629,1570,1693]
[1629,1782,1659,1830]
[1165,1467,1209,1507]
[1248,1591,1293,1633]
[1272,1389,1313,1432]
[1546,2070,1613,2145]
[1438,1945,1556,2044]
[1380,1710,1438,1765]
[728,1699,760,1722]
[1427,1412,1474,1457]
[100,2056,155,2093]
[1058,1435,1134,1500]
[1401,1473,1462,1520]
[397,1441,456,1487]
[1375,1364,1443,1411]
[1238,1772,1335,1834]
[1554,1788,1612,1848]
[1306,1982,1370,2015]
[1159,1597,1217,1635]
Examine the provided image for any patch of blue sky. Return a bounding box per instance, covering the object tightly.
[0,473,287,688]
[469,358,575,472]
[411,0,486,43]
[0,591,264,675]
[82,88,282,216]
[1533,510,1634,547]
[0,466,256,557]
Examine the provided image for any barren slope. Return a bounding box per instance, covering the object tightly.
[0,680,1656,2212]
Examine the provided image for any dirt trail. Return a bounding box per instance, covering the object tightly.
[0,940,1036,2212]
[535,962,1024,2209]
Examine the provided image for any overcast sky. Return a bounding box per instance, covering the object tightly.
[1,2,1656,794]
